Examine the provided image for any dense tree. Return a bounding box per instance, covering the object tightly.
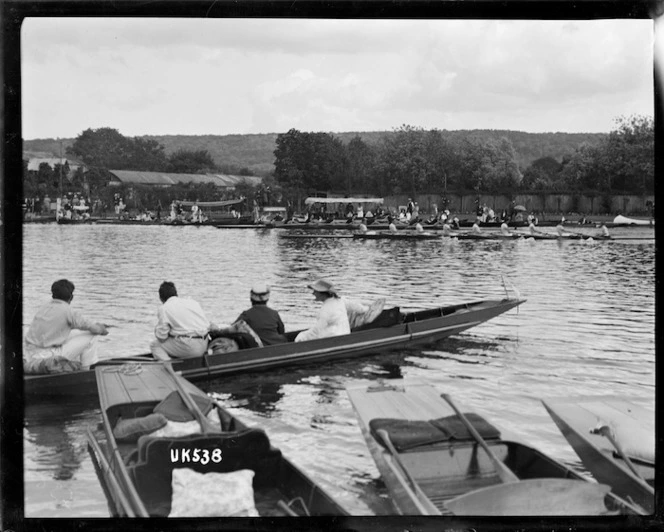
[168,148,217,173]
[378,125,436,196]
[345,136,376,194]
[559,143,604,191]
[520,156,563,191]
[67,127,169,171]
[601,115,654,193]
[274,129,346,196]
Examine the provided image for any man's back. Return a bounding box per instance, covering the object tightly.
[238,305,286,345]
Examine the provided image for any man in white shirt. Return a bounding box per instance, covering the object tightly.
[150,282,215,360]
[295,279,350,342]
[24,279,109,373]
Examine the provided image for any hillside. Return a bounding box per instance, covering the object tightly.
[24,130,606,176]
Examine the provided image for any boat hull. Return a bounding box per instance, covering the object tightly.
[353,232,441,240]
[25,298,524,400]
[542,398,654,513]
[89,364,348,517]
[347,381,638,515]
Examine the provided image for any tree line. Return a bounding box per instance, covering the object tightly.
[273,115,654,200]
[24,116,653,213]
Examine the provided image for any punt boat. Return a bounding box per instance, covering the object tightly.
[26,296,524,401]
[542,397,654,514]
[346,380,643,515]
[87,363,348,517]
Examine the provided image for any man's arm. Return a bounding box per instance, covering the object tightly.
[70,309,109,335]
[154,306,171,341]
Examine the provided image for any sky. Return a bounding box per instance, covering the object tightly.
[21,17,657,140]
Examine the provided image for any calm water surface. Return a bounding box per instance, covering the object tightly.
[22,224,655,516]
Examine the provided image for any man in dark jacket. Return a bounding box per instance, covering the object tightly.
[235,283,287,345]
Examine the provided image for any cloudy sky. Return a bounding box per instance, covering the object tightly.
[21,17,656,140]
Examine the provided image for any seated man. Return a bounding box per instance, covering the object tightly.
[24,279,108,374]
[150,281,215,360]
[235,283,287,346]
[295,279,350,342]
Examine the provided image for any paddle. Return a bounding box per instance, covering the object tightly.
[163,362,217,434]
[440,394,518,483]
[86,427,149,517]
[375,428,438,514]
[376,429,419,492]
[591,424,655,494]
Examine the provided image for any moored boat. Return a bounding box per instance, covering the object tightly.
[611,215,654,227]
[347,380,643,515]
[87,363,348,517]
[542,397,654,514]
[25,296,525,400]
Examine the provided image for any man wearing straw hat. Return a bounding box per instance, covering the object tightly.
[295,279,350,343]
[235,283,287,345]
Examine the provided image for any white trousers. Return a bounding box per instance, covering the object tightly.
[24,330,99,374]
[150,337,208,360]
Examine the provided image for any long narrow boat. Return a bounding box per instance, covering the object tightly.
[25,296,524,400]
[353,231,441,240]
[87,364,348,517]
[542,397,654,514]
[347,380,642,515]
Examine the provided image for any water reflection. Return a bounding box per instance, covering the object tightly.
[24,401,100,482]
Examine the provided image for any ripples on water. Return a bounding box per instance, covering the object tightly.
[22,225,655,516]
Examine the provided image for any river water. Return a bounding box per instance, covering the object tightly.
[22,224,655,517]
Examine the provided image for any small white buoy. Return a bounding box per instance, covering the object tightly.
[389,223,398,233]
[415,223,424,233]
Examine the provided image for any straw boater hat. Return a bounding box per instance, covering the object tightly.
[250,283,270,303]
[307,279,337,296]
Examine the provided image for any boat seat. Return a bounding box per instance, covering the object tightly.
[129,428,282,517]
[370,414,500,452]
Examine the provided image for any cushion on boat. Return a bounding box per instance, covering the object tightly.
[346,298,386,329]
[130,429,281,516]
[208,336,240,354]
[369,418,451,451]
[210,320,263,348]
[604,420,654,464]
[153,391,214,422]
[430,413,501,441]
[353,306,403,331]
[113,413,168,443]
[149,408,221,438]
[169,468,258,517]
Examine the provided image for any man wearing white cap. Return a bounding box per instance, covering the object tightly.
[295,279,350,342]
[235,283,287,345]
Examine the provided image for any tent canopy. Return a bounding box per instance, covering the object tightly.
[304,197,383,206]
[178,198,244,208]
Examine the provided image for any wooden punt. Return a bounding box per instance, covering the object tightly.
[25,297,524,400]
[87,364,348,517]
[347,380,643,515]
[542,397,654,514]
